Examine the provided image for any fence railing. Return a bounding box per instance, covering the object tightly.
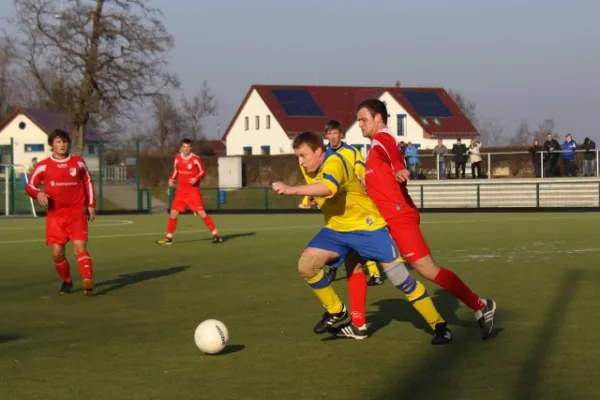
[413,148,599,180]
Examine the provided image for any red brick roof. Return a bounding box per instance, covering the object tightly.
[222,85,479,141]
[206,140,226,154]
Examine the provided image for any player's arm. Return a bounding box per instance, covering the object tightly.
[190,156,206,185]
[373,133,410,182]
[79,159,96,220]
[25,163,48,205]
[273,158,346,198]
[168,158,178,187]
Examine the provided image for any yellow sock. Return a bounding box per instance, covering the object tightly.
[306,269,343,313]
[365,261,380,277]
[405,280,445,330]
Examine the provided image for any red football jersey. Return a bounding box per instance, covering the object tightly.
[169,153,206,192]
[26,155,96,215]
[364,129,417,220]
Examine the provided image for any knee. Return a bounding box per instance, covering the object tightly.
[72,241,87,255]
[169,210,179,219]
[197,210,207,218]
[411,256,439,280]
[298,253,324,280]
[52,246,65,259]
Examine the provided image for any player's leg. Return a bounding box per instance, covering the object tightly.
[334,252,368,339]
[302,228,351,334]
[157,205,181,245]
[365,260,384,286]
[68,214,94,296]
[350,228,452,344]
[192,192,222,243]
[388,214,497,339]
[47,215,72,293]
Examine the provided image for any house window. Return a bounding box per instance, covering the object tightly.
[24,144,44,152]
[397,114,406,136]
[244,117,249,130]
[421,118,429,125]
[261,146,270,155]
[433,118,441,126]
[18,121,26,130]
[255,116,260,130]
[243,146,252,155]
[266,115,271,129]
[87,144,95,154]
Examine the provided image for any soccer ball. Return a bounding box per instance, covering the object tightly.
[194,319,229,354]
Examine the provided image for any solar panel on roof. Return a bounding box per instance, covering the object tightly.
[401,91,453,117]
[271,89,324,117]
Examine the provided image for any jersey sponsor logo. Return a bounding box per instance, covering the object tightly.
[58,163,67,168]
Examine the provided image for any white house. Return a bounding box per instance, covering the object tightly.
[0,108,102,172]
[223,84,479,157]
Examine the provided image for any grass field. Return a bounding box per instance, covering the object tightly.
[1,212,599,400]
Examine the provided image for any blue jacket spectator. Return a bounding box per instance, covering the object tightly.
[404,143,419,165]
[562,135,577,160]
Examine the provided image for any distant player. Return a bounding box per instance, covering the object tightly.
[322,120,384,286]
[272,131,451,344]
[25,129,96,296]
[156,139,223,245]
[356,98,497,339]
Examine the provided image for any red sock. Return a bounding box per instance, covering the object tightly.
[202,215,217,235]
[434,267,485,311]
[76,251,93,280]
[166,217,178,238]
[53,257,71,282]
[347,269,367,327]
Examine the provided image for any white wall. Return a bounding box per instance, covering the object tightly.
[344,91,461,157]
[225,89,292,156]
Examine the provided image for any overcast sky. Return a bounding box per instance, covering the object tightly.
[2,0,599,143]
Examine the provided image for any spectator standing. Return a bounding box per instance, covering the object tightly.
[543,133,560,177]
[561,134,577,177]
[433,139,448,178]
[582,137,596,177]
[404,142,420,179]
[468,139,482,179]
[452,138,468,179]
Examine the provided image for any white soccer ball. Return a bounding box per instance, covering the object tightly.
[194,319,229,354]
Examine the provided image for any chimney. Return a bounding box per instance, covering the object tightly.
[395,81,402,88]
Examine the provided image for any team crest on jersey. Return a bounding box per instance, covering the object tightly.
[69,168,77,177]
[187,163,192,169]
[365,217,374,225]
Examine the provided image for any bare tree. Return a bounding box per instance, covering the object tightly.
[10,0,178,154]
[509,118,556,145]
[533,118,555,142]
[510,121,532,145]
[180,81,219,140]
[148,93,182,151]
[478,118,505,146]
[447,88,479,126]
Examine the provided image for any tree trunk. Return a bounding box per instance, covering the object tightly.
[71,123,85,155]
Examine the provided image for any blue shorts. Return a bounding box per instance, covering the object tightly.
[306,227,399,269]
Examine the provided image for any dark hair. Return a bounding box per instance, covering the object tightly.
[325,120,342,133]
[292,131,326,152]
[181,138,192,145]
[48,129,71,146]
[356,98,387,124]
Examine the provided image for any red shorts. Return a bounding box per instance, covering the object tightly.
[386,212,431,263]
[171,191,205,212]
[46,213,88,246]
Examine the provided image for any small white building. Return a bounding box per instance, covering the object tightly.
[0,108,102,172]
[223,84,479,157]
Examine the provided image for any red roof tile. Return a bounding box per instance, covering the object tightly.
[206,140,226,153]
[222,85,479,141]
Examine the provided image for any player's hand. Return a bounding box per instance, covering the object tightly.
[37,192,49,206]
[87,207,96,222]
[168,178,176,188]
[189,177,198,185]
[395,169,410,182]
[272,182,295,195]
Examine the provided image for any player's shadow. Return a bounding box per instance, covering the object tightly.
[81,265,190,296]
[176,232,256,244]
[367,289,472,337]
[0,334,22,343]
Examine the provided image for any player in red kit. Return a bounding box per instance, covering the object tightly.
[25,129,96,296]
[356,99,497,339]
[156,138,223,245]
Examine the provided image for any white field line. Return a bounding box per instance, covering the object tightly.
[0,220,134,231]
[0,214,596,245]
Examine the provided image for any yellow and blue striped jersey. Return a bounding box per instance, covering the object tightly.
[330,142,366,180]
[300,147,385,232]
